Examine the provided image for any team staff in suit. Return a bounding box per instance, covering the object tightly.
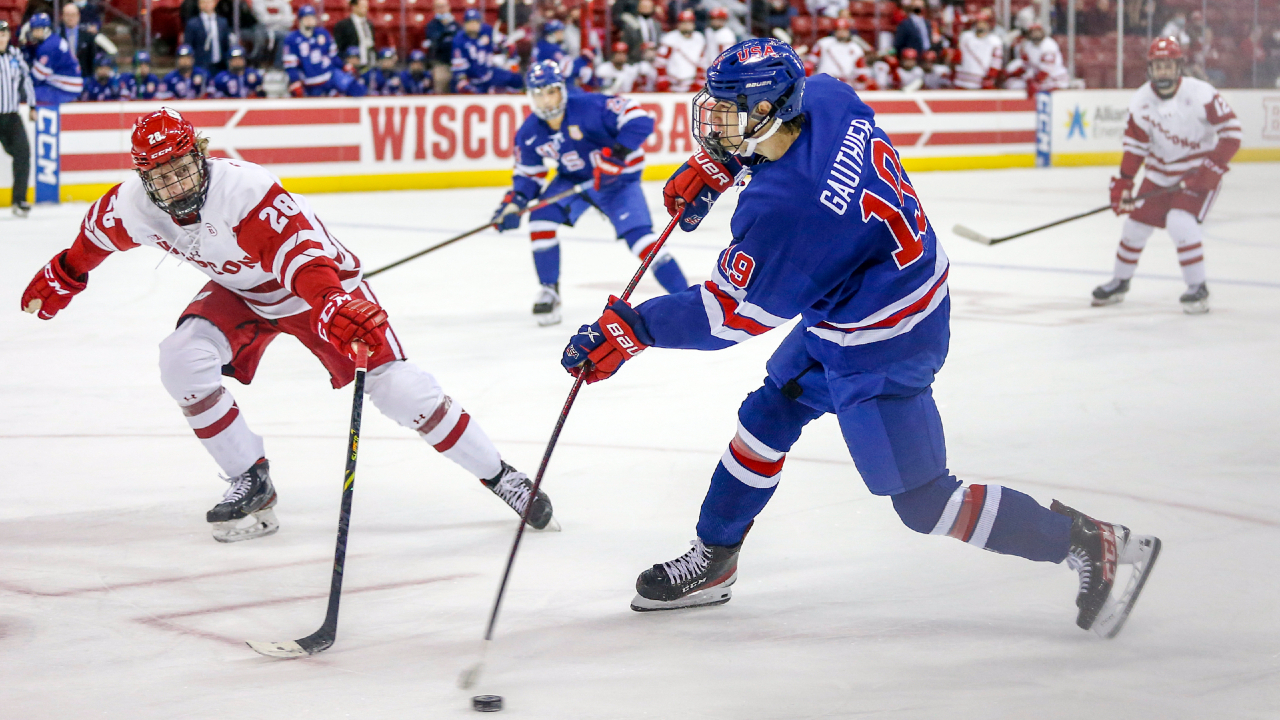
[185,0,233,74]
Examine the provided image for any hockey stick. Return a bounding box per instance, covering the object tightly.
[246,343,370,659]
[458,211,685,690]
[952,185,1183,246]
[364,180,595,279]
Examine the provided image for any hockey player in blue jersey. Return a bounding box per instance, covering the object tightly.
[531,18,567,66]
[284,5,338,97]
[399,49,432,94]
[450,8,521,94]
[24,13,82,104]
[561,39,1161,639]
[211,46,263,98]
[494,61,689,325]
[363,47,404,95]
[81,56,121,101]
[159,44,209,99]
[119,50,160,100]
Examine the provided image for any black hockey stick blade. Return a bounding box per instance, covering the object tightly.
[458,212,684,690]
[954,185,1184,247]
[364,181,593,278]
[247,344,370,659]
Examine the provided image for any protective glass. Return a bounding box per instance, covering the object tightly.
[140,152,209,218]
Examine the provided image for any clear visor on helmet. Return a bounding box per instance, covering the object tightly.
[140,151,208,219]
[528,82,566,120]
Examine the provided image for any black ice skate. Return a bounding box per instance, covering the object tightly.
[631,536,744,612]
[1180,283,1209,314]
[533,283,561,326]
[481,461,557,530]
[1091,278,1130,306]
[207,458,279,543]
[13,200,31,218]
[1052,500,1161,638]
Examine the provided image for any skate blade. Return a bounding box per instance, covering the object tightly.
[211,508,280,543]
[535,308,562,326]
[1181,300,1209,315]
[1091,294,1126,307]
[245,639,309,658]
[630,575,736,612]
[1092,534,1162,639]
[531,515,562,532]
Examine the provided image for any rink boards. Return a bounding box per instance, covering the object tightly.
[1,87,1278,205]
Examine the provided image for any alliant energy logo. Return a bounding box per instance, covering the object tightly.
[1263,97,1280,140]
[1065,103,1127,141]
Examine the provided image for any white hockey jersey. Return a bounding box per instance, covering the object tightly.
[895,65,925,91]
[809,36,869,86]
[656,29,706,89]
[954,30,1003,89]
[1006,36,1069,90]
[595,59,657,94]
[703,26,736,67]
[1122,77,1242,186]
[77,158,361,320]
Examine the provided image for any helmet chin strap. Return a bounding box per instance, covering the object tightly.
[736,113,783,159]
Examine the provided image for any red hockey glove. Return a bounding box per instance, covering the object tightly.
[561,295,654,384]
[1183,159,1228,195]
[289,81,305,98]
[1109,176,1135,215]
[312,289,389,359]
[21,251,88,320]
[662,148,743,231]
[592,147,628,191]
[981,68,999,89]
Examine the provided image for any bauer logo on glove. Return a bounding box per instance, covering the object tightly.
[561,296,655,383]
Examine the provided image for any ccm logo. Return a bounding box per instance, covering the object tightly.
[605,322,643,355]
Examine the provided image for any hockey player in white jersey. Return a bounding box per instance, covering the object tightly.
[1092,37,1240,314]
[702,7,737,67]
[954,9,1003,89]
[807,18,871,88]
[1005,24,1069,94]
[20,109,556,542]
[596,40,656,93]
[656,10,706,92]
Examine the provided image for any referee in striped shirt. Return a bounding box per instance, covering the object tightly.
[0,20,34,217]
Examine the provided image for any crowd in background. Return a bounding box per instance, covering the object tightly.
[5,0,1280,103]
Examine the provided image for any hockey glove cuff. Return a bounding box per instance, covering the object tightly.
[662,148,743,232]
[492,190,530,232]
[561,295,655,384]
[312,289,389,359]
[592,146,629,190]
[1109,176,1135,215]
[21,251,88,320]
[1183,159,1227,195]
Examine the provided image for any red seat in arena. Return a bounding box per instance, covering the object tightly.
[790,14,813,37]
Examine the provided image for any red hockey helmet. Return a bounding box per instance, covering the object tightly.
[1148,35,1182,61]
[834,17,851,31]
[709,7,728,20]
[901,47,918,60]
[612,40,629,55]
[677,9,695,23]
[1147,36,1182,96]
[131,108,210,219]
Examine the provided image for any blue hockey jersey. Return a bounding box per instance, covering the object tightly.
[531,38,566,66]
[119,72,160,100]
[511,92,654,198]
[81,74,120,101]
[450,25,496,92]
[159,68,209,99]
[27,34,82,104]
[635,75,950,390]
[283,28,337,94]
[363,67,404,95]
[398,69,431,95]
[211,68,263,98]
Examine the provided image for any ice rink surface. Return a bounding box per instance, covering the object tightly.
[2,163,1278,719]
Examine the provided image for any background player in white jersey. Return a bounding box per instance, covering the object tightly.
[893,47,925,90]
[954,9,1003,89]
[596,41,655,93]
[921,49,951,89]
[807,19,871,88]
[656,10,706,92]
[702,7,736,67]
[1092,37,1240,314]
[1004,24,1069,94]
[20,109,555,542]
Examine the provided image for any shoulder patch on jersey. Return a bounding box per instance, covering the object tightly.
[819,117,873,216]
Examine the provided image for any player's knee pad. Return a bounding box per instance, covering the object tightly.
[890,474,963,534]
[528,219,560,252]
[365,360,447,431]
[1120,217,1155,248]
[737,378,823,457]
[1165,209,1202,247]
[158,317,232,404]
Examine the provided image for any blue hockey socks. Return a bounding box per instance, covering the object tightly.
[529,221,560,286]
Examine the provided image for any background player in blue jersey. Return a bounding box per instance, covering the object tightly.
[561,39,1161,639]
[81,56,120,101]
[364,47,404,95]
[450,8,521,94]
[284,5,338,97]
[531,18,566,66]
[494,61,689,326]
[400,49,432,94]
[211,46,263,98]
[119,50,160,100]
[23,13,82,104]
[159,44,209,99]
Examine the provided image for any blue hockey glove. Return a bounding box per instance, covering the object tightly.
[492,190,530,232]
[561,295,654,384]
[662,148,743,231]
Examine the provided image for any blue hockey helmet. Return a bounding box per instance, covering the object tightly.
[378,46,396,60]
[543,19,564,35]
[95,54,115,68]
[344,45,360,58]
[463,8,481,23]
[408,48,426,63]
[298,4,318,18]
[693,38,807,162]
[229,45,246,59]
[525,60,566,121]
[176,43,194,57]
[29,12,52,29]
[134,49,151,65]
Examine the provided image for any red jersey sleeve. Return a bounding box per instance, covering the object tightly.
[234,183,349,300]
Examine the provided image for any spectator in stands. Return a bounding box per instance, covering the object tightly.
[250,0,293,67]
[668,0,704,30]
[211,45,263,97]
[186,0,232,74]
[1157,11,1190,46]
[806,0,845,20]
[284,5,338,96]
[59,3,91,79]
[119,50,160,100]
[620,0,661,63]
[80,54,118,100]
[533,19,567,65]
[701,0,748,39]
[333,0,375,70]
[1076,0,1113,37]
[401,48,432,94]
[364,47,403,95]
[426,0,457,90]
[760,0,796,41]
[895,0,930,58]
[158,44,209,99]
[563,7,582,57]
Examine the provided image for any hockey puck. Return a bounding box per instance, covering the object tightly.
[472,695,503,712]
